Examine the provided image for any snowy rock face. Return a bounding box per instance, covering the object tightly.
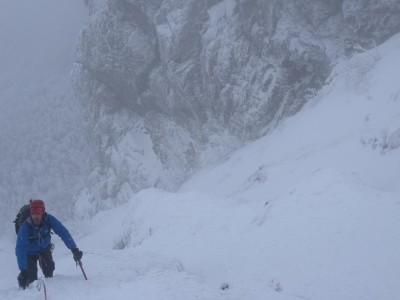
[73,0,400,211]
[342,0,400,42]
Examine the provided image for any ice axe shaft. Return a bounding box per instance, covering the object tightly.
[76,260,88,280]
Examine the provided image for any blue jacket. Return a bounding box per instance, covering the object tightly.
[15,213,77,270]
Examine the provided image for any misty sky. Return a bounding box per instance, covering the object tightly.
[0,1,89,223]
[0,0,86,73]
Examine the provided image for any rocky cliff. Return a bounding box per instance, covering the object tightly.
[73,0,400,213]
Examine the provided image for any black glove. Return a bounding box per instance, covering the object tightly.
[17,270,29,289]
[71,248,83,262]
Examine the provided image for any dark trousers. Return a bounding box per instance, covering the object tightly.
[27,245,55,283]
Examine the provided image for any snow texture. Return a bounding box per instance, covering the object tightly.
[73,0,400,213]
[1,22,400,300]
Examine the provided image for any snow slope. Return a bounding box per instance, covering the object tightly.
[1,33,400,300]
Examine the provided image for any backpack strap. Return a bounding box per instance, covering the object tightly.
[24,217,34,239]
[25,215,53,239]
[41,215,54,237]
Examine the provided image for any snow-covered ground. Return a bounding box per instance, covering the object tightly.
[1,29,400,300]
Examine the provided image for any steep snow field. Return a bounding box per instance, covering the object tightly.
[1,33,399,300]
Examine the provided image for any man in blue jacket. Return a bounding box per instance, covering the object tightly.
[15,199,83,289]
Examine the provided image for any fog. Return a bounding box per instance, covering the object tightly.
[0,0,89,227]
[0,0,86,72]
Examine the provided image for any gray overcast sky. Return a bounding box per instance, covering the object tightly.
[0,0,87,73]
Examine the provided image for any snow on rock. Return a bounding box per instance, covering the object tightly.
[1,32,394,300]
[73,0,400,210]
[1,4,400,300]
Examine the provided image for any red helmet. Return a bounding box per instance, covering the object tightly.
[30,199,45,215]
